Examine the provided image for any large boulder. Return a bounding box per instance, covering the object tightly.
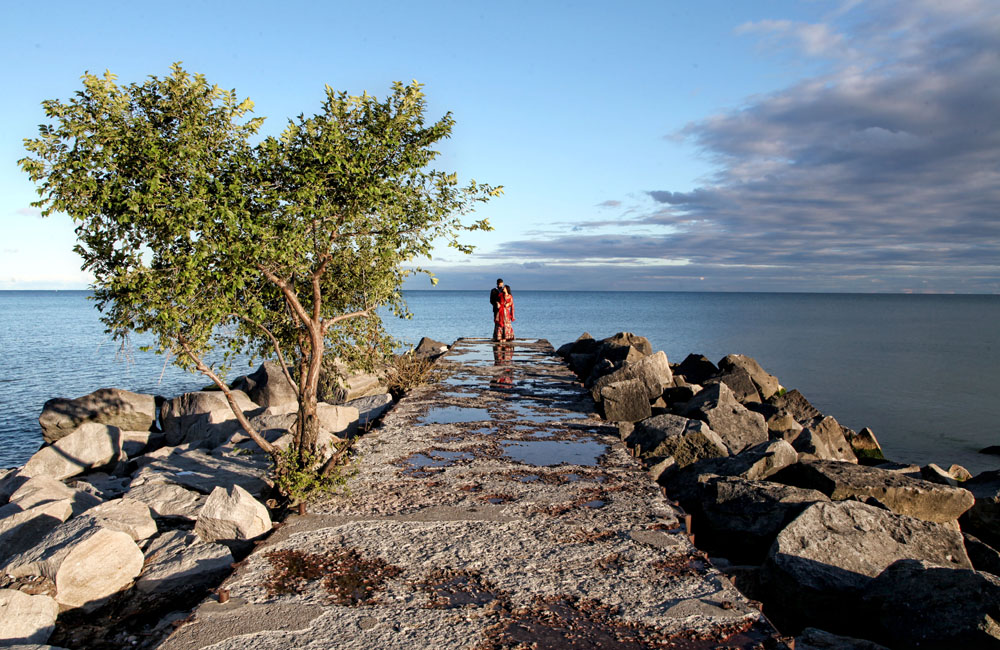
[77,498,157,541]
[20,423,123,481]
[0,589,59,645]
[326,372,387,403]
[414,337,449,358]
[38,388,157,443]
[718,354,780,401]
[599,332,652,357]
[862,559,1000,649]
[0,501,73,567]
[160,390,258,445]
[626,414,728,467]
[705,368,761,404]
[600,379,652,423]
[231,361,298,410]
[682,383,767,454]
[130,447,272,498]
[591,351,672,402]
[768,389,822,423]
[698,476,830,563]
[959,470,1000,549]
[846,427,884,463]
[125,482,204,521]
[345,393,393,429]
[761,500,971,633]
[771,459,974,523]
[792,416,857,463]
[317,403,360,439]
[135,530,233,597]
[9,476,102,516]
[963,533,1000,576]
[194,485,271,543]
[674,354,718,385]
[673,439,798,482]
[745,402,804,439]
[2,517,145,610]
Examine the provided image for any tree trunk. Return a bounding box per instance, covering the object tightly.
[295,331,325,464]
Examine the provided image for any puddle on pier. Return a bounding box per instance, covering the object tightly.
[494,402,581,423]
[398,449,474,476]
[419,407,491,425]
[501,439,607,467]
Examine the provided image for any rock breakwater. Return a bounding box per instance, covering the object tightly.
[559,331,1000,648]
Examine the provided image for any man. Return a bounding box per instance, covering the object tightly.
[489,278,505,318]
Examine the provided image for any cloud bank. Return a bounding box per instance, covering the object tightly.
[482,1,1000,293]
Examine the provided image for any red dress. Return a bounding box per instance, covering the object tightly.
[493,293,515,341]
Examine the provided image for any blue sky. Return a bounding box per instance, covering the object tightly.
[2,1,998,293]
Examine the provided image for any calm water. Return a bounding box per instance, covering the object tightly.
[1,290,998,474]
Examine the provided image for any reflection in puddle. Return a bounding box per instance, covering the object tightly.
[399,449,474,476]
[582,499,607,509]
[501,439,607,466]
[419,407,491,424]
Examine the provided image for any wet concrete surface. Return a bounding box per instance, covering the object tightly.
[160,338,788,649]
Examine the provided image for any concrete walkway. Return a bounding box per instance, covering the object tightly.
[161,338,787,649]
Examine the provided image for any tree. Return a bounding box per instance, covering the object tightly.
[20,64,500,482]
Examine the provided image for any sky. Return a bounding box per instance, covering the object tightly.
[1,0,998,293]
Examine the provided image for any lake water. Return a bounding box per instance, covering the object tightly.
[1,290,998,474]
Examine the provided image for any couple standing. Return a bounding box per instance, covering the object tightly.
[489,278,515,341]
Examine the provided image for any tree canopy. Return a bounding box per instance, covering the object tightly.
[21,64,500,476]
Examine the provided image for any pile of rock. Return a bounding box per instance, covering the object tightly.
[0,359,395,647]
[559,332,1000,649]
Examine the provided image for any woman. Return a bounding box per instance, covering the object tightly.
[493,285,515,341]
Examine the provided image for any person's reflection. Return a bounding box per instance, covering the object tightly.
[491,343,514,391]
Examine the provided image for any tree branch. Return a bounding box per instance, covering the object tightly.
[177,336,278,459]
[237,314,299,394]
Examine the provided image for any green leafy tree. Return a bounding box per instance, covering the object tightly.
[20,64,499,478]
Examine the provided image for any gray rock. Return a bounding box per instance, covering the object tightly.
[675,354,718,385]
[0,501,73,567]
[963,532,1000,576]
[38,388,157,443]
[194,485,271,543]
[126,482,204,520]
[718,354,780,401]
[626,414,728,467]
[846,427,884,462]
[2,515,145,610]
[72,473,131,500]
[681,382,738,414]
[9,476,102,516]
[414,337,449,358]
[0,589,59,645]
[862,559,1000,649]
[771,459,975,523]
[950,464,973,481]
[161,390,258,446]
[327,372,387,403]
[599,332,652,357]
[568,352,597,379]
[960,470,1000,549]
[344,393,393,429]
[231,361,298,410]
[699,402,768,455]
[78,498,157,541]
[136,530,233,597]
[600,379,652,423]
[591,351,672,402]
[745,402,804,439]
[706,368,761,404]
[316,403,360,439]
[795,627,890,650]
[699,476,830,563]
[768,389,822,423]
[130,447,272,498]
[762,500,971,633]
[119,430,155,458]
[793,416,858,462]
[922,462,962,486]
[20,423,124,481]
[680,439,799,482]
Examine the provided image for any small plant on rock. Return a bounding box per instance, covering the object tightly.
[272,444,351,504]
[385,351,439,399]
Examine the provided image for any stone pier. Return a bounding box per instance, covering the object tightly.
[161,338,788,649]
